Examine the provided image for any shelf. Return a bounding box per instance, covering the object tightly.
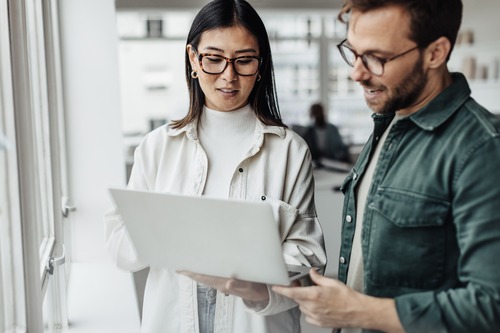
[448,39,500,113]
[449,40,500,81]
[452,40,500,54]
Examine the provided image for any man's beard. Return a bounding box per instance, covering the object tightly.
[365,55,427,114]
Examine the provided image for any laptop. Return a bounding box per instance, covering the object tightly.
[108,188,315,286]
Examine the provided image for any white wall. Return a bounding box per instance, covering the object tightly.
[118,40,190,134]
[58,2,141,331]
[59,0,126,262]
[462,0,500,43]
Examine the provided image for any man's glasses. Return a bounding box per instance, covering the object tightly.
[197,53,262,76]
[337,39,420,76]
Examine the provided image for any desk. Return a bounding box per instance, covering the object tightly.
[313,168,349,278]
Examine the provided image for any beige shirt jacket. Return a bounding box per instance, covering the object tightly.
[104,119,327,333]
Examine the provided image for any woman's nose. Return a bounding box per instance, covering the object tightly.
[220,62,238,81]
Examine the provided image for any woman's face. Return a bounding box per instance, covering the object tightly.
[187,25,260,112]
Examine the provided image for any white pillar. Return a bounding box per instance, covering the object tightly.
[58,0,126,262]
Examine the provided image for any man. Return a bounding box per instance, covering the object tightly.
[273,1,500,332]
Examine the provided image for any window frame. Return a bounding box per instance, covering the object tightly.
[0,0,68,331]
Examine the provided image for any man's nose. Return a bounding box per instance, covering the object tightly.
[350,57,372,82]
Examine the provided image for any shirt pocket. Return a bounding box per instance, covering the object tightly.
[365,187,450,291]
[251,195,299,238]
[253,195,323,268]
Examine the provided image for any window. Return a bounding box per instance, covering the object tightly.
[0,0,68,331]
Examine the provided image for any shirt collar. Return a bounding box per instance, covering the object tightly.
[166,121,198,140]
[408,72,471,131]
[165,108,286,142]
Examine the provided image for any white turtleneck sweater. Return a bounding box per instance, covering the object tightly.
[198,104,257,198]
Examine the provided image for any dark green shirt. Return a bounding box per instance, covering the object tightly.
[339,73,500,333]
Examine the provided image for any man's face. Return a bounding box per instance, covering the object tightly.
[346,5,428,115]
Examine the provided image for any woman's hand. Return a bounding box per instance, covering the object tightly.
[178,270,269,304]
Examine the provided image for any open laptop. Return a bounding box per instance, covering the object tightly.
[108,188,315,286]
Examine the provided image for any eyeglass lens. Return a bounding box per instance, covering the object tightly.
[201,55,260,76]
[340,45,384,76]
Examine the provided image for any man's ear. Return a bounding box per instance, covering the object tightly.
[424,36,452,69]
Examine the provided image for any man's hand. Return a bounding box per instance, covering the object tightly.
[272,269,404,332]
[178,271,269,303]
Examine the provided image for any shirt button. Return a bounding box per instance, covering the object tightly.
[346,215,352,223]
[339,257,346,264]
[261,196,266,201]
[238,168,243,172]
[353,173,358,180]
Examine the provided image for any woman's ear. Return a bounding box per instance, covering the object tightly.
[186,44,198,69]
[425,36,452,69]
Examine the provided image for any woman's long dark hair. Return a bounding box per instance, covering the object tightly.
[172,0,286,129]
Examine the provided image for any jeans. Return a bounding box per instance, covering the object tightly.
[197,284,217,333]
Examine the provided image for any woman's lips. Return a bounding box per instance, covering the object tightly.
[218,88,238,96]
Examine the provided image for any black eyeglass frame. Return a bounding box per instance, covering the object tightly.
[337,38,420,76]
[196,52,263,76]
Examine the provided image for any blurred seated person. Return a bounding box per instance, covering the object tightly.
[303,103,351,167]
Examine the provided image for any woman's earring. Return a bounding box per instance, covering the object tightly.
[257,74,262,82]
[191,70,198,79]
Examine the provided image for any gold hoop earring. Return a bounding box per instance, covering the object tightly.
[191,70,198,79]
[257,74,262,82]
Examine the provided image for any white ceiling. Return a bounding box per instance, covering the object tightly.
[116,0,481,12]
[115,0,343,10]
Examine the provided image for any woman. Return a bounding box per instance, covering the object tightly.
[104,0,326,332]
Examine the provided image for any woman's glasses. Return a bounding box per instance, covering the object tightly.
[197,53,262,76]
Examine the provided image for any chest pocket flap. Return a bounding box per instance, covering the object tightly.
[370,187,450,227]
